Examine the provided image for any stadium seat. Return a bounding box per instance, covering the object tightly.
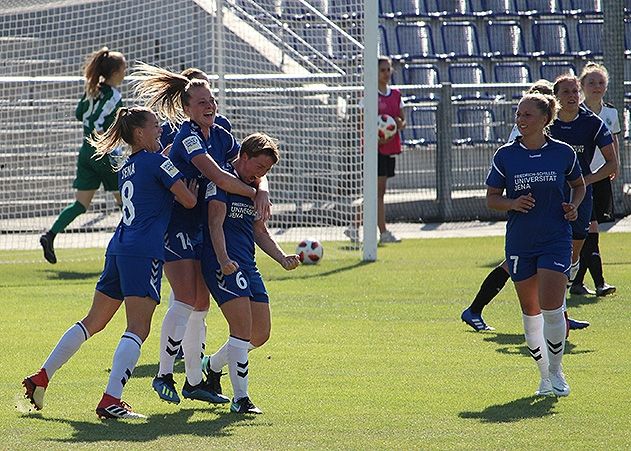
[471,0,519,16]
[449,63,496,100]
[455,106,500,144]
[390,0,428,18]
[486,20,528,58]
[395,22,438,60]
[402,63,440,85]
[567,0,602,16]
[379,0,395,17]
[577,19,603,56]
[514,0,565,16]
[494,62,532,83]
[531,20,573,57]
[440,22,482,58]
[539,61,576,81]
[379,24,392,57]
[425,0,472,16]
[405,106,438,145]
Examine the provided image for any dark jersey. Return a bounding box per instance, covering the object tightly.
[486,138,582,253]
[106,150,182,260]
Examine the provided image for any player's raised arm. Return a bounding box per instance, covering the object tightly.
[253,221,299,270]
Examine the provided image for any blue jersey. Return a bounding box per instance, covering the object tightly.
[486,138,582,253]
[160,114,232,149]
[549,107,613,177]
[106,150,183,260]
[203,163,257,268]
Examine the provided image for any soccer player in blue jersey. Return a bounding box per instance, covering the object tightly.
[201,133,300,414]
[23,107,198,419]
[133,64,272,406]
[462,76,616,332]
[486,93,585,396]
[40,47,127,264]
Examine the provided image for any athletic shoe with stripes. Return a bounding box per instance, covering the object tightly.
[152,373,180,404]
[96,394,146,419]
[22,368,49,410]
[230,396,262,414]
[461,307,495,332]
[182,379,229,404]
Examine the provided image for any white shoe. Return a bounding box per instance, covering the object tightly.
[535,378,553,396]
[343,227,360,243]
[379,229,401,243]
[550,370,570,397]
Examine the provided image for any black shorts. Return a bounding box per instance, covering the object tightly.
[591,177,614,223]
[378,153,396,178]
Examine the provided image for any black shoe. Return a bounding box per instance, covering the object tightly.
[569,284,595,296]
[182,379,229,404]
[39,233,57,264]
[201,355,224,394]
[230,396,262,414]
[596,283,616,297]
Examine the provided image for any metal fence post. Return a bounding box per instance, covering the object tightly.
[437,83,453,220]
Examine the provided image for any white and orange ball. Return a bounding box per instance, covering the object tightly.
[296,238,323,265]
[377,114,397,140]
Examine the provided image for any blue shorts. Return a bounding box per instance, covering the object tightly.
[164,220,203,262]
[506,241,572,282]
[95,255,163,303]
[201,259,269,306]
[570,190,592,241]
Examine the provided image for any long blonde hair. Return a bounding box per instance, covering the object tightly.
[133,62,209,124]
[89,106,153,168]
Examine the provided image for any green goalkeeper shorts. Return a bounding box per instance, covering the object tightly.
[72,142,119,191]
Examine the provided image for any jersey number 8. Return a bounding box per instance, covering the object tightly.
[121,180,136,226]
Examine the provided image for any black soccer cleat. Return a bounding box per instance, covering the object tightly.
[39,232,57,264]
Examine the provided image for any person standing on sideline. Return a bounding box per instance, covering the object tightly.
[345,56,406,244]
[201,133,300,414]
[23,107,198,419]
[40,47,127,264]
[486,93,585,396]
[570,63,620,297]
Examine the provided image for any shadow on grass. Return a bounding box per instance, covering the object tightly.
[566,293,601,309]
[266,260,371,281]
[23,407,261,443]
[459,395,558,423]
[40,270,102,281]
[478,259,505,269]
[483,333,594,356]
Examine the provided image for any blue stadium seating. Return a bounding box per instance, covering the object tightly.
[577,19,603,56]
[441,22,482,58]
[449,62,487,84]
[568,0,602,15]
[405,106,438,145]
[425,0,471,16]
[494,62,532,83]
[395,22,438,59]
[486,20,528,57]
[473,0,520,16]
[390,0,426,18]
[379,24,391,56]
[540,61,576,80]
[379,0,394,16]
[402,63,440,85]
[531,20,573,57]
[515,0,565,16]
[455,106,499,144]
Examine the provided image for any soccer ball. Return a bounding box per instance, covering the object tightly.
[378,114,397,140]
[296,238,323,265]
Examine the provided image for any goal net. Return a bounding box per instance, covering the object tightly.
[0,0,366,259]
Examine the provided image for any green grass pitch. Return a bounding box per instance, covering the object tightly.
[1,235,630,450]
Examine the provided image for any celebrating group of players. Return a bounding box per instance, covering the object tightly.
[462,63,620,397]
[24,48,300,419]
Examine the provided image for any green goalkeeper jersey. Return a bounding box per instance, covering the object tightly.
[75,84,123,138]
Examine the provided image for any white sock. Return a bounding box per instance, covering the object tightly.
[182,310,208,386]
[158,300,193,377]
[227,335,250,401]
[210,340,230,372]
[42,321,90,379]
[567,260,580,287]
[542,306,566,374]
[168,289,175,308]
[105,332,142,399]
[522,313,549,379]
